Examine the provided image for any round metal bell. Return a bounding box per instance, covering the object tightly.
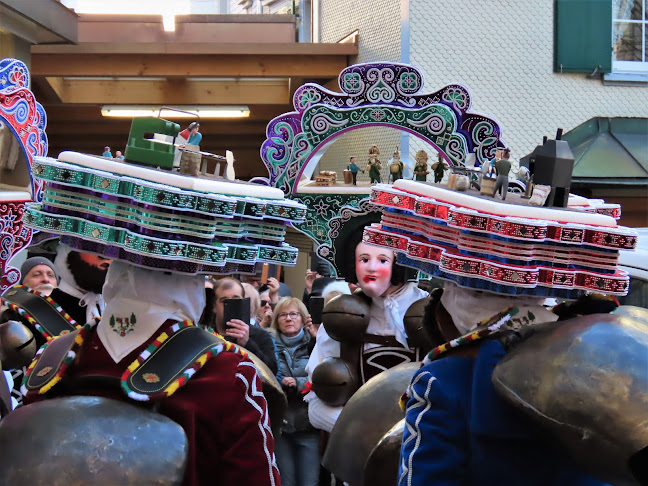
[0,320,37,369]
[322,361,419,485]
[322,294,371,343]
[403,296,438,353]
[363,418,405,486]
[492,309,648,486]
[311,356,358,407]
[0,396,188,485]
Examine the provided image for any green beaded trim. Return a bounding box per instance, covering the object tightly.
[32,160,237,217]
[257,244,299,265]
[32,159,306,223]
[44,188,287,242]
[24,204,229,266]
[43,189,218,239]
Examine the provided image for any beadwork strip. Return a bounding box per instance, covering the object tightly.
[364,225,630,297]
[379,213,620,273]
[370,186,637,250]
[61,236,258,275]
[32,158,306,223]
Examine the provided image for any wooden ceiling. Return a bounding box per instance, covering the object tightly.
[29,23,356,180]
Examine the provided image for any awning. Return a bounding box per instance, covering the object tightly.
[565,117,648,185]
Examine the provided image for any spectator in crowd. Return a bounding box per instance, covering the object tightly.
[259,277,282,304]
[242,282,261,325]
[212,277,278,374]
[102,146,112,158]
[19,256,57,295]
[269,297,319,486]
[256,291,274,329]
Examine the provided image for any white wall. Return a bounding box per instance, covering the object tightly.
[314,0,404,179]
[408,0,648,161]
[317,0,647,172]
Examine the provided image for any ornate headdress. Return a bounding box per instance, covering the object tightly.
[23,151,306,275]
[364,179,637,300]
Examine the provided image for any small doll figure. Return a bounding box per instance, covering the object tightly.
[367,145,382,184]
[389,147,404,182]
[413,150,430,181]
[492,148,512,200]
[348,156,362,185]
[431,153,448,183]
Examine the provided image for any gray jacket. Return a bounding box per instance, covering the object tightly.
[271,329,315,434]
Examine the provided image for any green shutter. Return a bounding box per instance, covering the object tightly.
[554,0,612,73]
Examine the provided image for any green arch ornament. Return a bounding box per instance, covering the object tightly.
[260,61,506,274]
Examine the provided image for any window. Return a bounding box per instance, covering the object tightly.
[613,0,648,72]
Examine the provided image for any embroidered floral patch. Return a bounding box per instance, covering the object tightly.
[36,366,52,377]
[142,373,160,383]
[109,313,137,336]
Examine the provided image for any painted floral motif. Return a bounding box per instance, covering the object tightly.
[399,72,419,92]
[343,72,363,93]
[261,61,504,198]
[442,87,468,110]
[296,87,322,111]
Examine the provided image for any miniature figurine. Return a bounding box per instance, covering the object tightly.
[102,146,112,158]
[413,150,430,181]
[518,165,534,199]
[389,147,404,182]
[492,148,512,200]
[431,153,448,183]
[348,156,362,185]
[179,121,202,148]
[367,145,382,184]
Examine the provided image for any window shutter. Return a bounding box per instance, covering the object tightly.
[554,0,612,73]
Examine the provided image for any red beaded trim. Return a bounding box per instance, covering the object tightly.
[370,188,637,250]
[363,225,630,294]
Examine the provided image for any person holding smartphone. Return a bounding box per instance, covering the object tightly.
[212,278,278,375]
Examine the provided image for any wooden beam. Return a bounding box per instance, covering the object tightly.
[31,76,62,104]
[45,120,271,136]
[31,54,350,78]
[41,103,292,122]
[46,78,290,105]
[31,42,358,56]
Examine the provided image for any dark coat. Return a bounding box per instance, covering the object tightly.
[240,325,279,376]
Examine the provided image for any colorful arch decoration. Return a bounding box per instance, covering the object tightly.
[261,61,505,195]
[0,58,49,291]
[260,61,506,274]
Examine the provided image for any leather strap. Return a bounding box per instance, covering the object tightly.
[2,286,78,338]
[126,325,226,396]
[24,330,80,391]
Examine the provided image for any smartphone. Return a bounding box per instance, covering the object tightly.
[309,296,325,325]
[310,252,323,272]
[260,263,281,284]
[223,298,251,327]
[310,252,330,277]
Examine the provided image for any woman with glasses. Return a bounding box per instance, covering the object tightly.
[269,297,319,486]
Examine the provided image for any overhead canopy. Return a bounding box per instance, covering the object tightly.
[565,117,648,186]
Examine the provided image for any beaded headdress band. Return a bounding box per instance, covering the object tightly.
[24,151,307,275]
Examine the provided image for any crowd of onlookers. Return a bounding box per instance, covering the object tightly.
[199,269,351,486]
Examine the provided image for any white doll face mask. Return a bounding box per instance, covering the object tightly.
[355,242,394,298]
